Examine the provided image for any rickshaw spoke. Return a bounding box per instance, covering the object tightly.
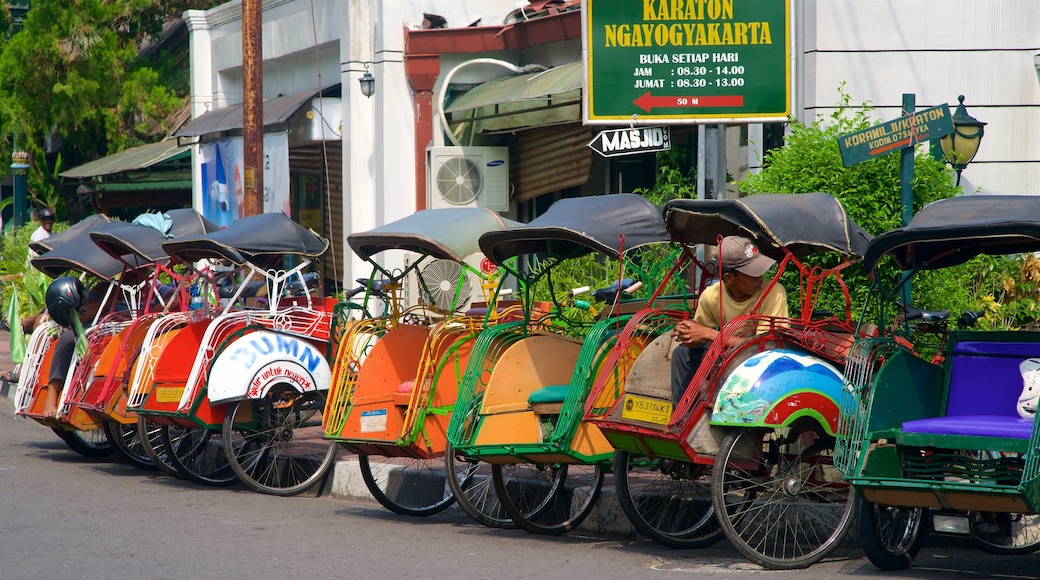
[713,427,855,569]
[358,454,456,517]
[223,390,336,496]
[613,450,723,548]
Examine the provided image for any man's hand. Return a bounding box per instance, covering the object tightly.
[672,320,717,348]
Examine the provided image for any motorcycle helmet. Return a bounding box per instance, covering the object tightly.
[38,208,56,221]
[45,276,87,328]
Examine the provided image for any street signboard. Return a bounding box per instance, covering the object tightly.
[838,104,954,167]
[588,125,671,157]
[583,0,793,124]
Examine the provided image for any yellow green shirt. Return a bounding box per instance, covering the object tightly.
[693,281,788,330]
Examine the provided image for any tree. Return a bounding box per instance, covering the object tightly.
[0,1,215,215]
[739,85,962,321]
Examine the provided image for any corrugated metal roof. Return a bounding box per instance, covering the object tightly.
[174,86,340,137]
[445,61,582,113]
[59,139,190,179]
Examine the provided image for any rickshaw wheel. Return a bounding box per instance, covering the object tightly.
[103,419,157,470]
[856,499,925,570]
[968,511,1040,555]
[712,425,855,569]
[358,454,457,516]
[613,450,724,548]
[222,389,337,496]
[137,415,182,478]
[444,442,515,528]
[492,462,603,535]
[161,426,239,487]
[52,426,113,457]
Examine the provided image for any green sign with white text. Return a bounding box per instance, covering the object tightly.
[583,0,792,124]
[838,104,954,167]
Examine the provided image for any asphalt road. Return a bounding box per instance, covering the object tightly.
[3,395,1040,580]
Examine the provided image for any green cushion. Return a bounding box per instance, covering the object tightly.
[528,385,571,405]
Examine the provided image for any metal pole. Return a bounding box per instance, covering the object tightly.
[8,1,30,227]
[900,93,915,303]
[242,0,263,217]
[11,145,28,227]
[899,94,915,227]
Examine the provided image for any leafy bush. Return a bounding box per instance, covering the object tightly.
[739,85,962,322]
[1,221,66,321]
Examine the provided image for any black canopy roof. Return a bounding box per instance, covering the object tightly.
[478,194,669,264]
[161,212,330,265]
[664,193,872,260]
[29,213,112,255]
[31,220,134,280]
[348,208,520,262]
[91,209,219,264]
[863,195,1040,272]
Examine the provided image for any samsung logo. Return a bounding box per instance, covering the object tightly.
[486,159,505,167]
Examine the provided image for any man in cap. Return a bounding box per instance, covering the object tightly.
[670,235,789,403]
[27,207,56,262]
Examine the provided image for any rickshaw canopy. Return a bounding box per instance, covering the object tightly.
[863,195,1040,272]
[28,213,112,255]
[31,219,136,280]
[478,193,669,265]
[664,193,872,260]
[347,207,520,262]
[91,208,218,264]
[162,212,330,265]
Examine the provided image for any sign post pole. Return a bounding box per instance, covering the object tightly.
[899,94,915,227]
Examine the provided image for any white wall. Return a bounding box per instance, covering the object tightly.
[800,0,1040,195]
[185,0,522,289]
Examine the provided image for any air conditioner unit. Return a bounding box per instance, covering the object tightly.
[426,146,510,212]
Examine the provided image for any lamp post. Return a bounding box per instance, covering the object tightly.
[358,63,375,98]
[939,95,986,186]
[8,0,30,226]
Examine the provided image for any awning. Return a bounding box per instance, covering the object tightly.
[59,139,191,179]
[174,85,340,138]
[445,62,582,134]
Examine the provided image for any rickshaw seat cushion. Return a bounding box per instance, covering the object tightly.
[901,415,1034,439]
[528,385,570,405]
[946,341,1040,417]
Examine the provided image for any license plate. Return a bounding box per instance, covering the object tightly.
[621,394,672,425]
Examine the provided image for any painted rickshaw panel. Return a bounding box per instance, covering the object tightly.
[206,328,332,405]
[469,335,582,455]
[140,319,217,418]
[332,324,429,445]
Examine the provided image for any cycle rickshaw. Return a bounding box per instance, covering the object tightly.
[322,207,523,520]
[583,193,873,568]
[125,212,339,495]
[837,195,1040,569]
[15,210,213,457]
[446,194,684,534]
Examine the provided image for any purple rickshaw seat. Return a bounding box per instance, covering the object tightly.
[900,340,1040,439]
[902,415,1034,440]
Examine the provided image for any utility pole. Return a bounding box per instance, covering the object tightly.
[241,0,263,216]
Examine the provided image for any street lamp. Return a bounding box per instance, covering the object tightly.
[939,95,986,186]
[358,63,375,98]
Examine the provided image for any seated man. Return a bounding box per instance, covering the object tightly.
[670,236,789,404]
[41,278,106,418]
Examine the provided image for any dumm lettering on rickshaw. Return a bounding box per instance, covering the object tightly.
[208,330,332,403]
[229,334,323,373]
